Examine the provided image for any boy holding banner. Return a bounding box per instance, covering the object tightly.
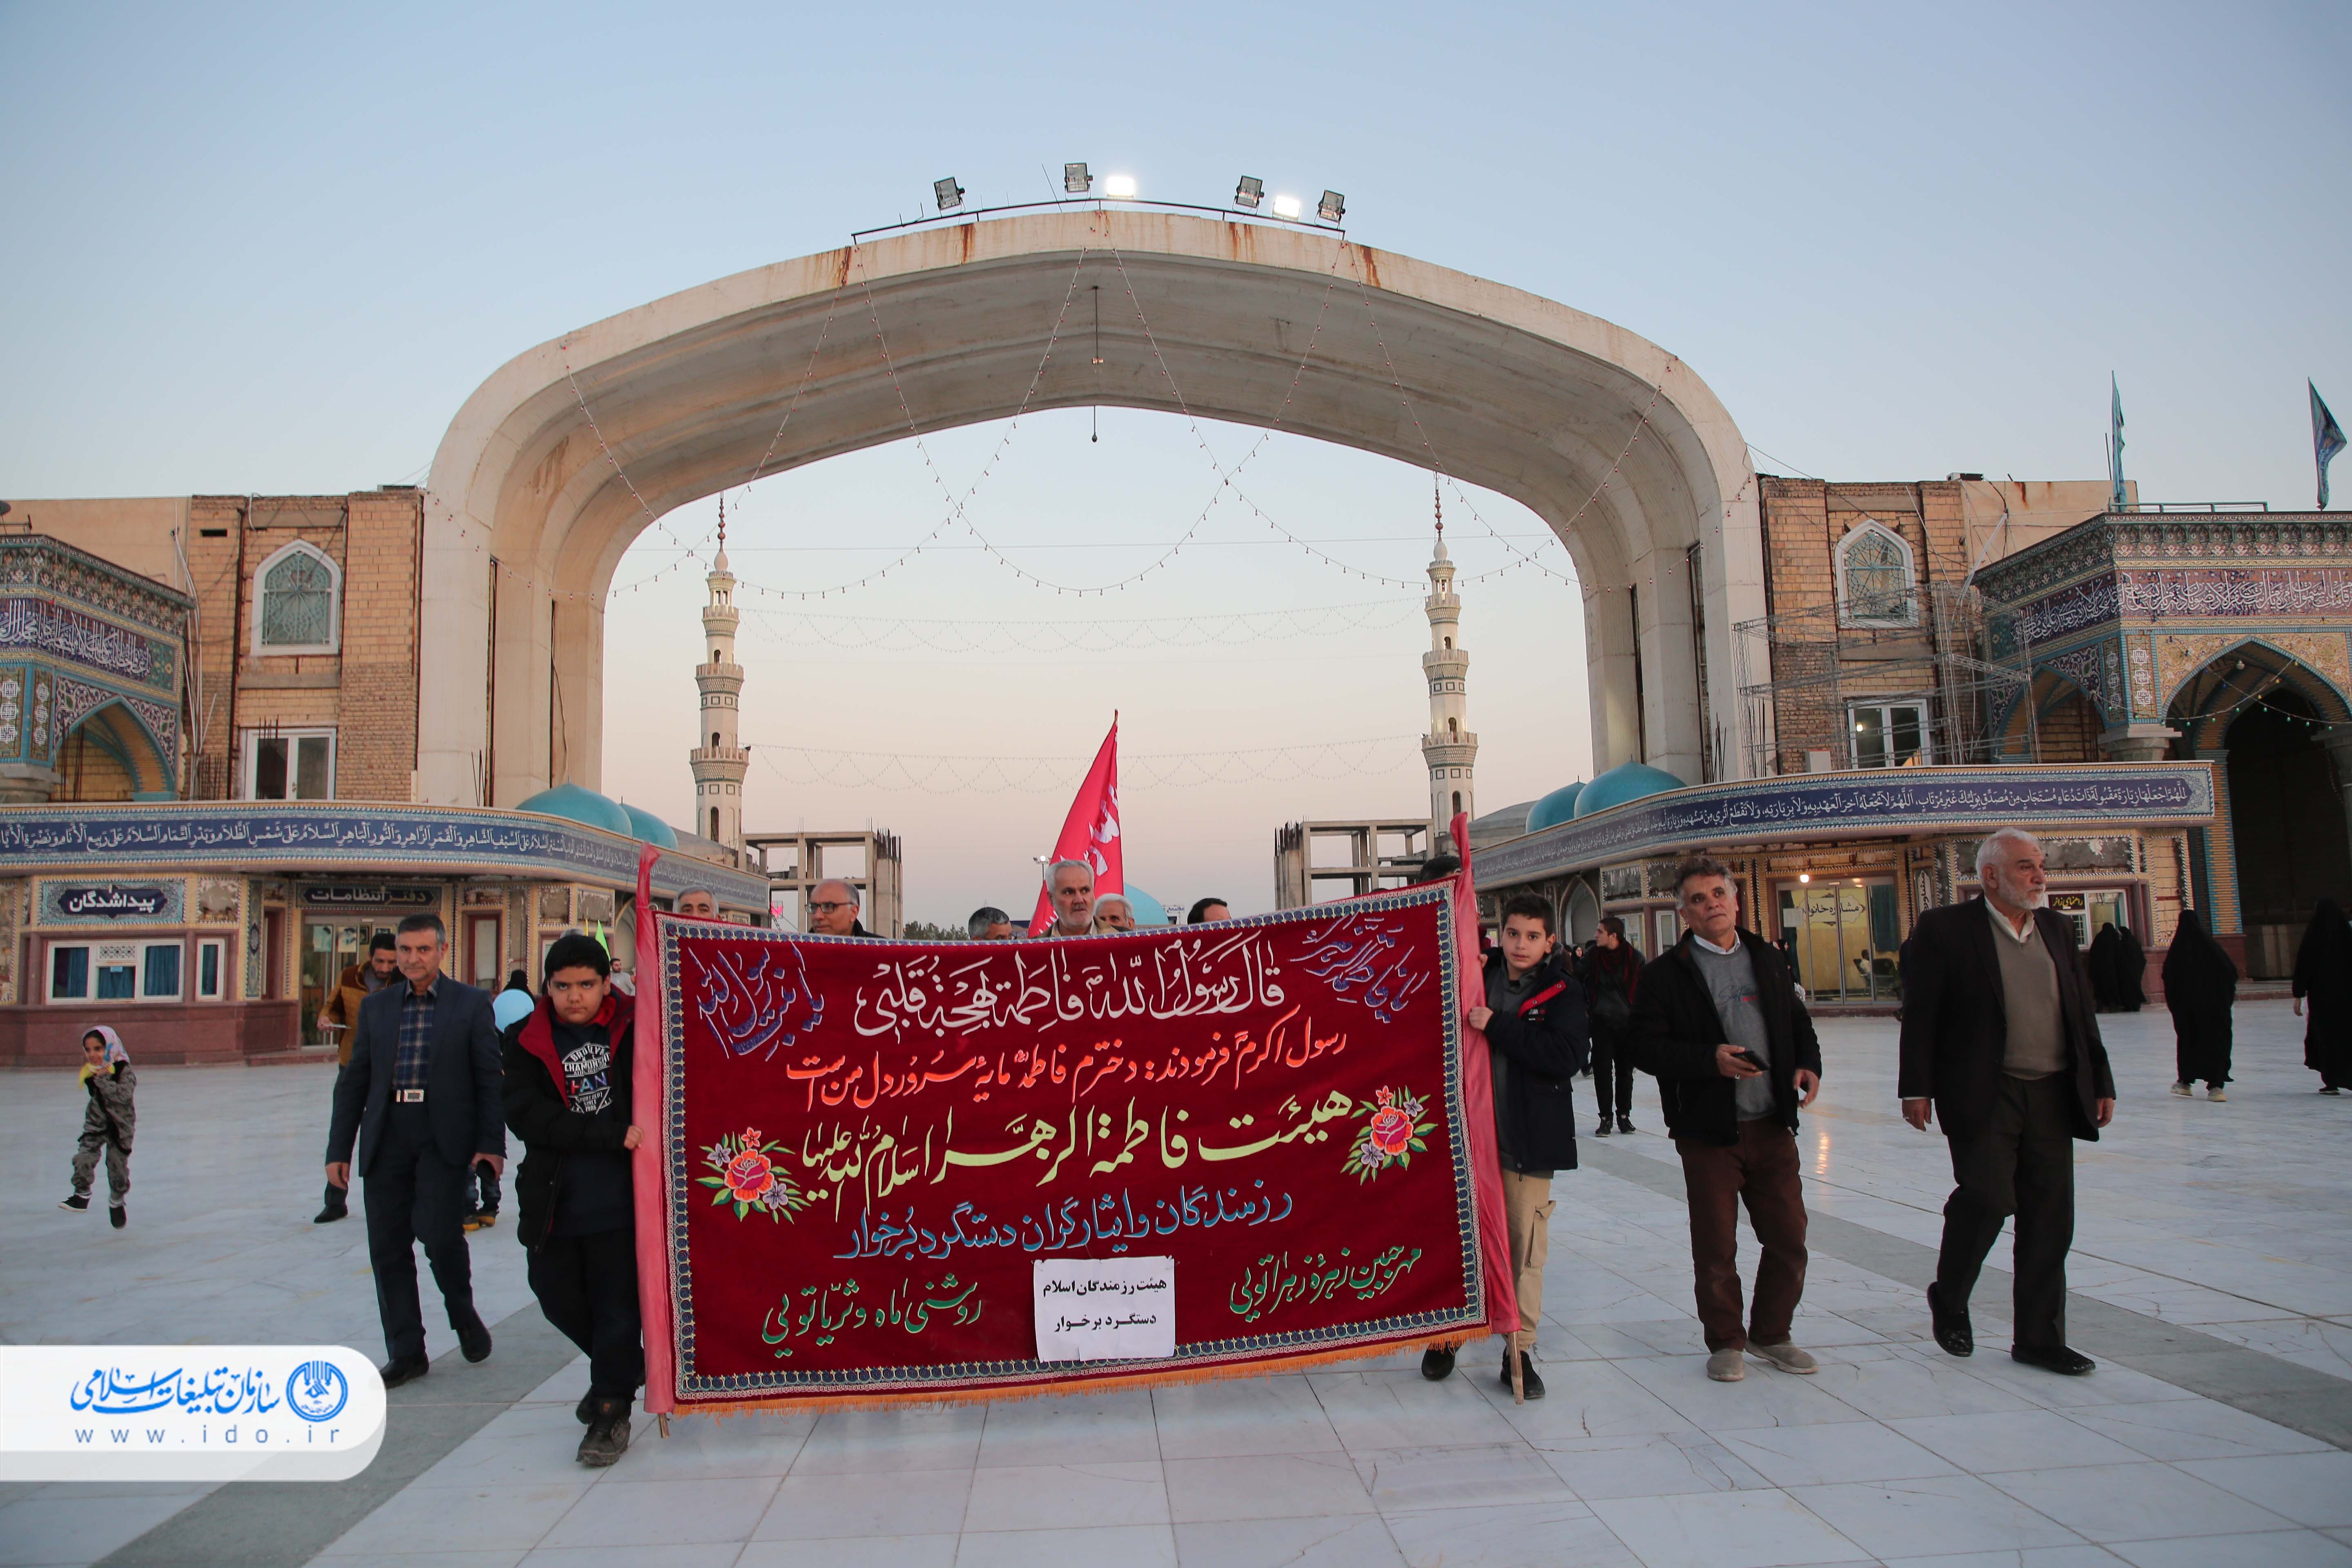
[1422,893,1589,1398]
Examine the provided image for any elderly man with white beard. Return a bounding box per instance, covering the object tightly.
[1900,827,2116,1377]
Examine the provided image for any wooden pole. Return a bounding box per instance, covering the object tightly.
[1509,1327,1525,1405]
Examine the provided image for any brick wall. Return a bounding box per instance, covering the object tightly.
[335,492,421,800]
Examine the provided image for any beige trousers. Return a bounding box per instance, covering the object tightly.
[1501,1168,1553,1353]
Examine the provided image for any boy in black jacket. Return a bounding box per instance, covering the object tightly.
[1629,856,1823,1383]
[503,933,644,1467]
[1421,893,1588,1398]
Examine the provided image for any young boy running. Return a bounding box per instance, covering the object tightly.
[502,933,643,1467]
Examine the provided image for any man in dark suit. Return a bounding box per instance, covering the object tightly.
[1900,828,2116,1376]
[325,912,506,1385]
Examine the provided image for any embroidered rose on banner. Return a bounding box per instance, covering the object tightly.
[1343,1086,1434,1182]
[697,1127,811,1221]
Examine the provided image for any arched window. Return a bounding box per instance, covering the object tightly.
[252,541,340,653]
[710,808,720,838]
[1451,790,1463,815]
[710,732,720,749]
[1836,521,1917,628]
[1448,717,1459,740]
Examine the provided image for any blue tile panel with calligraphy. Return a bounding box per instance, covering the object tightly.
[0,535,192,782]
[1473,763,2216,890]
[0,803,772,907]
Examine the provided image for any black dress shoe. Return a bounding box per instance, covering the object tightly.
[1616,1115,1634,1135]
[2012,1344,2095,1376]
[379,1354,430,1388]
[1419,1346,1456,1381]
[1593,1118,1613,1137]
[313,1204,347,1224]
[456,1312,493,1363]
[1498,1352,1545,1399]
[1927,1281,1973,1357]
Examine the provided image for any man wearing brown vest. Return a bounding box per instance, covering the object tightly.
[1899,828,2115,1376]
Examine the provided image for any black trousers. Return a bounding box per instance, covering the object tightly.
[466,1160,502,1216]
[1935,1073,2076,1351]
[529,1225,644,1399]
[1590,1029,1637,1121]
[363,1106,479,1361]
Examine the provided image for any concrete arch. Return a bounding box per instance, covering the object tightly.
[423,209,1761,806]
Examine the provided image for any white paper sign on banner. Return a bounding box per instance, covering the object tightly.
[0,1345,385,1482]
[1033,1256,1176,1362]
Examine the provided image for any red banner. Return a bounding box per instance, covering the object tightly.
[639,885,1500,1411]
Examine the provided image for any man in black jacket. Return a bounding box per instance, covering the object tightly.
[1421,893,1587,1398]
[1900,829,2116,1377]
[1630,856,1823,1383]
[324,913,504,1385]
[504,932,645,1467]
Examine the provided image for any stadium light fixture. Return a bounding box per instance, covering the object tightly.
[1318,189,1345,223]
[1270,193,1302,219]
[1104,174,1138,198]
[1234,176,1263,209]
[933,176,965,212]
[1064,163,1091,194]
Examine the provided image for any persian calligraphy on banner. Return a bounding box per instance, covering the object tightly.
[644,886,1494,1410]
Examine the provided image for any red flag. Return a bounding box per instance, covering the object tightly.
[1029,716,1123,935]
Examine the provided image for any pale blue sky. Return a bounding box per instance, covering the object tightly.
[4,2,2345,920]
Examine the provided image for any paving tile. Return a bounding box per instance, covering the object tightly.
[1887,1408,2147,1472]
[955,1522,1180,1568]
[1383,1499,1641,1568]
[755,1466,974,1539]
[2107,1529,2352,1568]
[1616,1351,1873,1432]
[738,1537,957,1568]
[1173,1515,1408,1568]
[1985,1460,2296,1542]
[1310,1367,1520,1450]
[0,1488,217,1568]
[537,1475,782,1548]
[2176,1452,2352,1528]
[959,1460,1169,1532]
[1348,1441,1577,1512]
[1789,1472,2088,1558]
[1151,1374,1343,1459]
[1541,1430,1773,1499]
[517,1547,746,1568]
[1722,1419,1961,1487]
[1587,1488,1871,1568]
[1163,1452,1375,1522]
[790,1404,986,1474]
[2063,1398,2332,1461]
[979,1388,1159,1466]
[322,1483,593,1556]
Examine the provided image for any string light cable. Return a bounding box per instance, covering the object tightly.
[736,595,1422,654]
[751,733,1418,794]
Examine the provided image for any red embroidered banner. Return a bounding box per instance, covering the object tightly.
[638,884,1501,1411]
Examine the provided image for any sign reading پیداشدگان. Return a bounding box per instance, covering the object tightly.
[1034,1256,1176,1362]
[639,883,1507,1411]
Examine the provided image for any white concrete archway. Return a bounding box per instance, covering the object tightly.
[423,209,1761,806]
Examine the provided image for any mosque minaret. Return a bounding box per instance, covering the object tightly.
[1419,482,1477,840]
[690,499,749,850]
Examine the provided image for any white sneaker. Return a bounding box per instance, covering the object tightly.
[2208,1086,2227,1101]
[2170,1082,2192,1097]
[1706,1349,1746,1381]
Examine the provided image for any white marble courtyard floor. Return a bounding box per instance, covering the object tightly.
[7,1002,2352,1568]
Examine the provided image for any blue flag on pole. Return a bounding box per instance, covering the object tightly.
[2108,374,2128,511]
[2315,381,2347,510]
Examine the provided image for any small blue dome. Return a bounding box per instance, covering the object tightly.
[514,782,633,837]
[1571,762,1688,819]
[1525,781,1586,831]
[618,802,679,849]
[1122,885,1172,927]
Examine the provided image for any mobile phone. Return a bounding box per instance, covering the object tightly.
[1732,1048,1766,1070]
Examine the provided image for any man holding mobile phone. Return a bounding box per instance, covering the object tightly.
[1630,855,1824,1382]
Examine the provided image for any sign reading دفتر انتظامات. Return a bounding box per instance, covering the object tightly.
[1033,1256,1176,1362]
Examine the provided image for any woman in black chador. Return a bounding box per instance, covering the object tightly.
[2111,923,2146,1012]
[2087,924,2125,1011]
[2164,909,2238,1100]
[2294,898,2352,1094]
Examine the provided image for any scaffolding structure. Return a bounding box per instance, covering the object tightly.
[1733,583,2038,777]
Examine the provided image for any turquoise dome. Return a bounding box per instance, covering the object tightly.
[1571,762,1688,819]
[1122,885,1172,927]
[1525,781,1586,831]
[619,802,679,849]
[514,782,633,837]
